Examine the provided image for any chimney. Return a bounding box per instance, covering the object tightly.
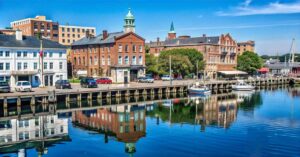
[203,34,206,37]
[16,29,23,40]
[103,30,108,40]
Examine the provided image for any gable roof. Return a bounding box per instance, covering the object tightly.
[72,31,126,46]
[0,34,66,49]
[149,36,220,47]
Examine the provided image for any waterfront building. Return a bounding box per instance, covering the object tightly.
[0,30,67,87]
[59,25,96,46]
[10,15,59,42]
[264,59,300,76]
[0,115,69,155]
[148,23,238,79]
[70,9,145,83]
[72,104,146,154]
[237,40,255,55]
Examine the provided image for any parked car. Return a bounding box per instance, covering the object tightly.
[15,81,32,92]
[55,80,71,89]
[80,77,98,88]
[96,78,112,84]
[0,81,10,93]
[138,77,154,83]
[161,75,173,81]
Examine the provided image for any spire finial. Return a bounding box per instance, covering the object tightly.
[169,21,175,33]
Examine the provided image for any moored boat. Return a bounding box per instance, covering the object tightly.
[232,80,255,91]
[188,83,211,95]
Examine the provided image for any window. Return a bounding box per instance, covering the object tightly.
[139,56,143,65]
[72,34,75,38]
[132,45,136,52]
[118,56,122,64]
[50,62,53,69]
[107,47,110,53]
[59,52,63,57]
[62,39,65,43]
[67,28,70,32]
[23,63,28,69]
[94,57,98,65]
[132,56,136,65]
[125,56,129,65]
[108,56,111,65]
[118,44,122,52]
[5,51,9,57]
[0,51,3,57]
[33,52,37,57]
[44,52,47,57]
[59,62,63,69]
[44,62,48,69]
[62,33,65,37]
[0,63,3,70]
[34,62,38,70]
[102,56,105,65]
[139,45,143,52]
[77,28,80,32]
[17,51,22,57]
[72,28,75,32]
[5,63,10,70]
[49,52,53,57]
[17,62,21,70]
[77,34,80,38]
[35,130,39,138]
[19,120,29,128]
[90,57,92,65]
[125,45,128,52]
[67,34,70,37]
[82,29,85,33]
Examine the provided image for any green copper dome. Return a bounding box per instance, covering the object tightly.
[125,8,134,20]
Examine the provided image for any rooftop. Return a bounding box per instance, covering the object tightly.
[72,31,125,46]
[0,34,66,49]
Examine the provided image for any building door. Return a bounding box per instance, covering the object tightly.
[124,71,129,84]
[130,70,138,82]
[49,75,53,86]
[44,75,49,86]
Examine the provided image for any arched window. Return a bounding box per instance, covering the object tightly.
[90,56,93,65]
[118,56,122,64]
[125,56,129,65]
[132,56,136,65]
[78,57,81,65]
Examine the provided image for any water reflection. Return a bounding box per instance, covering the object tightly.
[0,88,298,156]
[0,114,69,156]
[72,105,146,154]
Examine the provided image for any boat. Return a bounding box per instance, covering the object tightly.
[188,82,211,95]
[232,80,255,91]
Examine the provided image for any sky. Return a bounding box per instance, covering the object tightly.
[0,0,300,55]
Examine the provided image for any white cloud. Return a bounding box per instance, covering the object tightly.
[217,0,300,16]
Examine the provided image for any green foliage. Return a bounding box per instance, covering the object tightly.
[35,32,42,40]
[237,51,263,74]
[146,48,204,76]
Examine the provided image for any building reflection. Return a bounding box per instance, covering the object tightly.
[72,104,146,154]
[0,114,69,157]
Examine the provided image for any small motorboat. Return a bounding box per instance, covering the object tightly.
[232,80,255,91]
[188,83,211,95]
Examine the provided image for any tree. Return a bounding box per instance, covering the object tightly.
[237,51,263,74]
[159,48,205,77]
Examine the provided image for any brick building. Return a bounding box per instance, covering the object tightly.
[237,40,255,55]
[0,29,16,35]
[70,9,145,83]
[148,23,238,79]
[59,25,96,46]
[10,16,59,42]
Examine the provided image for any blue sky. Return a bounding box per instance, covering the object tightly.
[0,0,300,55]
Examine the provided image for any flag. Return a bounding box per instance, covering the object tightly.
[39,50,43,57]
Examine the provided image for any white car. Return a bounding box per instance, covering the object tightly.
[161,75,173,81]
[15,81,32,92]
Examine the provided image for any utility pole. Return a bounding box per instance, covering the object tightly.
[196,61,199,80]
[39,39,44,87]
[169,55,172,85]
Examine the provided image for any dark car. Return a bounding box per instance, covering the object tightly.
[96,78,112,84]
[0,81,10,93]
[55,80,71,89]
[80,77,98,88]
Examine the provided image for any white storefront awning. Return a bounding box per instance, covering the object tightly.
[77,70,87,76]
[218,70,248,75]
